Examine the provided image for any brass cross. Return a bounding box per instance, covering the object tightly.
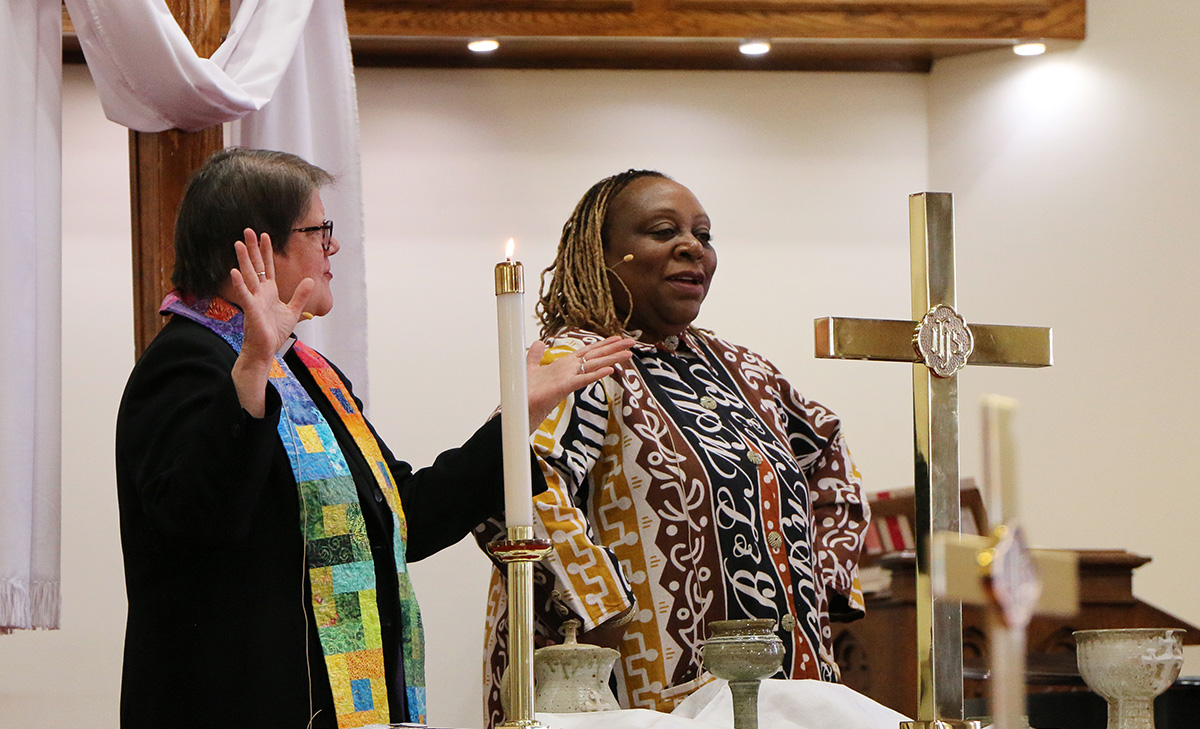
[814,193,1053,728]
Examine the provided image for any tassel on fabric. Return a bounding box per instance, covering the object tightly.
[0,578,61,632]
[1,577,32,632]
[31,580,61,630]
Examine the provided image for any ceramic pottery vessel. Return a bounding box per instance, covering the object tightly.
[701,619,785,729]
[1075,628,1184,729]
[532,619,621,713]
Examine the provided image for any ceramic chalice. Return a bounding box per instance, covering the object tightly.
[1074,628,1184,729]
[701,619,785,729]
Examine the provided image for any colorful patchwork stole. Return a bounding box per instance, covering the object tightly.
[161,293,426,727]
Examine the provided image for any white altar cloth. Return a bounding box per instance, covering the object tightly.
[536,679,910,729]
[364,678,909,729]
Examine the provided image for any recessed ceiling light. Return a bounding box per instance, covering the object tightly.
[1013,42,1046,57]
[468,39,500,53]
[739,41,771,56]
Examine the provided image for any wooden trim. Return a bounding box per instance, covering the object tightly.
[343,0,1085,40]
[397,0,634,9]
[349,35,960,71]
[671,0,1058,10]
[65,1,1085,73]
[339,0,1083,69]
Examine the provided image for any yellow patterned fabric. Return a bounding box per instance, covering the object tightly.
[476,327,869,726]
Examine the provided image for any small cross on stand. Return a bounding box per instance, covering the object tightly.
[815,193,1053,728]
[932,396,1079,729]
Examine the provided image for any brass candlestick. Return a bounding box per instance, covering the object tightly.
[489,525,553,728]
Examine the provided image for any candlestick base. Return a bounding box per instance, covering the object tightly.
[490,537,554,563]
[489,527,554,728]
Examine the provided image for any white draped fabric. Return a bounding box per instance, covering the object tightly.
[65,0,370,390]
[64,0,311,133]
[364,680,910,729]
[536,680,910,729]
[0,0,367,630]
[0,0,64,632]
[228,0,370,391]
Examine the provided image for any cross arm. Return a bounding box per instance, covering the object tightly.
[971,323,1053,367]
[815,316,919,363]
[814,317,1053,368]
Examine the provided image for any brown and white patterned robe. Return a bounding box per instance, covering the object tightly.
[476,327,869,726]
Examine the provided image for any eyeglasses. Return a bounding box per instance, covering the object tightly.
[293,219,334,252]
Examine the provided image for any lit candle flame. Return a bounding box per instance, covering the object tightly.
[505,237,515,261]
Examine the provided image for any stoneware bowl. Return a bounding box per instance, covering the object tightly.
[1074,628,1184,729]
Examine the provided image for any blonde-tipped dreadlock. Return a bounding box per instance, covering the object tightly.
[537,170,666,339]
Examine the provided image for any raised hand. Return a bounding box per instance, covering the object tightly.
[526,335,636,431]
[226,229,314,360]
[224,229,314,416]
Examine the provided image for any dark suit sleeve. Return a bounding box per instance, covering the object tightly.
[115,319,286,544]
[384,418,508,562]
[325,361,546,562]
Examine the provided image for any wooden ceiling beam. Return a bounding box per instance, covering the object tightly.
[344,1,1084,40]
[64,0,1085,73]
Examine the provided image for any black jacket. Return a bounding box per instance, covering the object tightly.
[115,315,531,728]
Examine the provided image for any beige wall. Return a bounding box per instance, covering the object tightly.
[357,68,927,727]
[3,0,1198,720]
[927,0,1200,684]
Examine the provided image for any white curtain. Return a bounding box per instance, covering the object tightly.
[65,0,370,391]
[229,0,369,392]
[0,0,64,632]
[0,0,366,630]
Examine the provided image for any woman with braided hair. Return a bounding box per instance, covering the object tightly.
[475,170,872,724]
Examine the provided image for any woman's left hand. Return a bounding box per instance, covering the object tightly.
[224,229,314,417]
[526,335,636,432]
[227,229,313,362]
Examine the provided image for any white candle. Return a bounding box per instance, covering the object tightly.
[495,239,534,527]
[982,394,1019,527]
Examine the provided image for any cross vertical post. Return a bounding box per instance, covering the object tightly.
[128,0,223,357]
[910,193,967,724]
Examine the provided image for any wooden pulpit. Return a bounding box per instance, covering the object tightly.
[833,485,1200,719]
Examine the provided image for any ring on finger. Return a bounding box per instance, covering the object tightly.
[579,355,587,374]
[256,271,267,280]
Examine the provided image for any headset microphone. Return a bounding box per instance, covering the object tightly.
[606,254,636,321]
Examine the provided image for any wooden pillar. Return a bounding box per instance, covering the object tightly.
[129,0,223,356]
